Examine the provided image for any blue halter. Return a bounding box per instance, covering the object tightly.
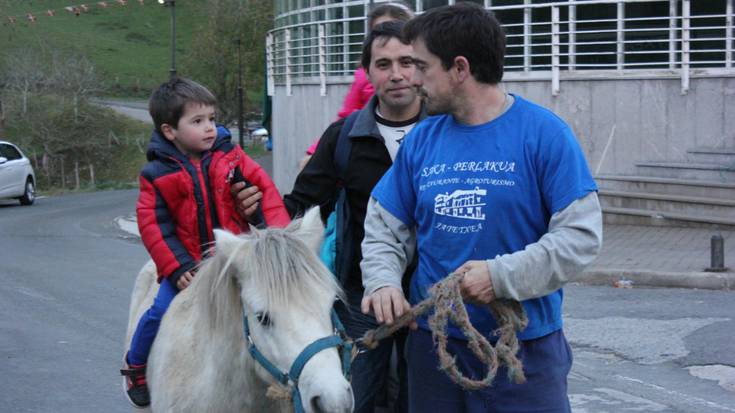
[243,308,353,413]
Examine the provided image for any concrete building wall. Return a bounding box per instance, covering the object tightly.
[272,82,351,193]
[270,77,735,193]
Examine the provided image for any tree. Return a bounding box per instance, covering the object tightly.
[48,52,104,121]
[0,47,123,189]
[2,51,47,115]
[182,0,273,126]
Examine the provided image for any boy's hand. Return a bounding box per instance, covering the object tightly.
[230,183,263,221]
[176,271,195,290]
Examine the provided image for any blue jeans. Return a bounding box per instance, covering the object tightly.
[127,278,178,366]
[407,328,573,413]
[335,290,408,413]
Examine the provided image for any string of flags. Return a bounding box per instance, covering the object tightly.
[5,0,147,26]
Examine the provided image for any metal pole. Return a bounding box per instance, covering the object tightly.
[523,0,531,73]
[285,29,292,96]
[617,0,624,71]
[569,1,576,71]
[551,6,560,96]
[681,0,690,94]
[706,234,728,272]
[669,0,677,70]
[266,33,274,97]
[318,24,327,97]
[726,0,733,68]
[237,39,244,148]
[170,0,177,79]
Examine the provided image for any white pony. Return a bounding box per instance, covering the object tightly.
[124,208,354,412]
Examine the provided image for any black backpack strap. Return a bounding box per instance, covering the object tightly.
[334,111,359,182]
[332,111,359,287]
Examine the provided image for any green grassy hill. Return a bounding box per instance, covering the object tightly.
[0,0,208,97]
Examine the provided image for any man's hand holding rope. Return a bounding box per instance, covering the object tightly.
[361,259,496,325]
[358,262,528,389]
[456,260,496,305]
[361,286,417,329]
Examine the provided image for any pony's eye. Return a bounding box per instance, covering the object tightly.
[255,312,272,327]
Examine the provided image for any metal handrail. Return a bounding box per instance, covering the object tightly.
[267,0,735,96]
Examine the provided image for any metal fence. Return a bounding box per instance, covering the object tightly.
[267,0,735,96]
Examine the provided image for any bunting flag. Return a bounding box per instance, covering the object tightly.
[64,6,81,16]
[4,0,146,26]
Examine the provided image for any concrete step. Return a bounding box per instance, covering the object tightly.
[599,189,735,219]
[687,147,735,164]
[595,175,735,199]
[602,206,735,230]
[635,161,735,182]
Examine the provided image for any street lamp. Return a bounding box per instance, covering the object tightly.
[158,0,176,79]
[236,38,244,149]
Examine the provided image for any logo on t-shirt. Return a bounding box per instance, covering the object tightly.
[434,187,486,220]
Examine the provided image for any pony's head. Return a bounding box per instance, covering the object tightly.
[202,207,353,413]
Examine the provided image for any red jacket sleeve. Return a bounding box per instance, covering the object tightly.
[337,68,374,119]
[136,175,197,283]
[239,155,291,228]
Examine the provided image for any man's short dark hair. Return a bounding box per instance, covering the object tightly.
[367,2,413,30]
[149,77,217,134]
[361,20,408,70]
[403,3,505,84]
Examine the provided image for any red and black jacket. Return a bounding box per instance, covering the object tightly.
[137,126,290,286]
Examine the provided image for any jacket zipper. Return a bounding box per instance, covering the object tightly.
[193,159,213,247]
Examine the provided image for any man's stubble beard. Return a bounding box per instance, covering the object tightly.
[424,97,452,116]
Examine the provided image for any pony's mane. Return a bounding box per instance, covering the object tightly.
[194,221,342,332]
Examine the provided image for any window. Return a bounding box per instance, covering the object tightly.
[0,144,22,161]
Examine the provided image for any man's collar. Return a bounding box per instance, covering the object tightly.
[348,95,427,139]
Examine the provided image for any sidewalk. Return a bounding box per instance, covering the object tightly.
[583,224,735,290]
[118,152,735,291]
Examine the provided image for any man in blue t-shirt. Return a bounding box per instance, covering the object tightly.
[360,4,603,413]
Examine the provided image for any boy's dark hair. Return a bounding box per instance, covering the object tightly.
[403,2,506,84]
[361,20,409,71]
[367,2,413,30]
[149,77,217,134]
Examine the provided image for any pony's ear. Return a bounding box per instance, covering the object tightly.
[214,229,243,257]
[295,206,324,254]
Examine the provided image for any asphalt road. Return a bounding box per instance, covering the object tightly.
[564,285,735,412]
[0,190,147,412]
[1,190,733,412]
[96,100,152,124]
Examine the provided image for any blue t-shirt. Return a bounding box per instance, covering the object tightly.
[372,95,597,341]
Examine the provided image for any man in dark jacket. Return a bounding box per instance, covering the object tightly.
[285,21,425,413]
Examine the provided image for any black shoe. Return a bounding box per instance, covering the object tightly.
[121,360,150,408]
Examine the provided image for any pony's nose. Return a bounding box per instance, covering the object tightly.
[310,395,325,413]
[309,386,353,413]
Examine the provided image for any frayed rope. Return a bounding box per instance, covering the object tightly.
[360,272,528,390]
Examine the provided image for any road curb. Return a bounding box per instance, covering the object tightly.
[115,215,140,237]
[112,216,735,291]
[580,268,735,291]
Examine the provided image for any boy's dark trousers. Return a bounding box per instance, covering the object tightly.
[127,278,178,365]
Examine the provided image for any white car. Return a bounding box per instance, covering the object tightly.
[0,141,36,205]
[251,127,269,142]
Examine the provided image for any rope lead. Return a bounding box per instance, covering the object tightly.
[360,272,528,389]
